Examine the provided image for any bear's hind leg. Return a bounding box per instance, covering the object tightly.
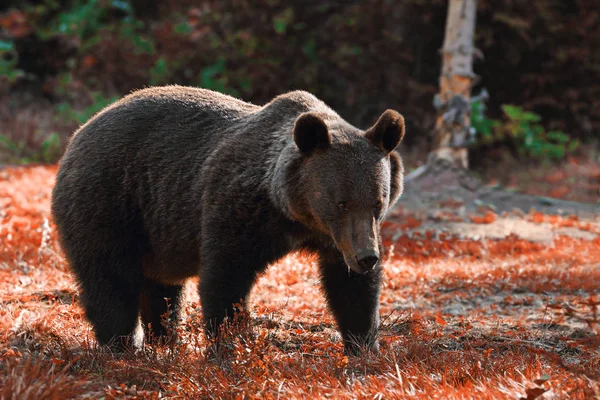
[79,269,144,350]
[68,243,145,350]
[140,279,184,343]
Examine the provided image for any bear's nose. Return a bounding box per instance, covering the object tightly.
[356,251,379,271]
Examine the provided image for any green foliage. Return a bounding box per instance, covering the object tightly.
[501,105,580,159]
[470,98,500,139]
[0,92,117,164]
[199,58,239,97]
[0,132,62,164]
[302,37,317,60]
[1,0,593,166]
[173,21,193,35]
[273,8,294,35]
[118,16,154,55]
[56,92,119,125]
[30,0,154,54]
[39,132,62,162]
[0,39,25,83]
[150,58,169,85]
[471,98,580,160]
[34,0,106,39]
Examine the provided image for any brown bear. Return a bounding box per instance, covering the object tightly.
[51,85,405,355]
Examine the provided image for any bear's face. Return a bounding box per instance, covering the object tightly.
[293,110,405,273]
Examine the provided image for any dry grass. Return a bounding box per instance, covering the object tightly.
[0,165,598,399]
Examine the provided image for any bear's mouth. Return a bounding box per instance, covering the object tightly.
[328,224,380,274]
[342,252,379,275]
[343,254,360,274]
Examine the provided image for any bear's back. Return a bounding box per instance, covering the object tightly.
[52,86,334,277]
[116,85,259,120]
[60,86,261,184]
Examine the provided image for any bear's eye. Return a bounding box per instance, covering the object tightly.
[338,201,348,211]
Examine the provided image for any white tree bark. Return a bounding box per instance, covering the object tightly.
[433,0,478,169]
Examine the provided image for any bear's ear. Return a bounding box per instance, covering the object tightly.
[293,113,331,155]
[365,110,405,154]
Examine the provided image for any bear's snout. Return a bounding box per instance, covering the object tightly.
[355,250,380,272]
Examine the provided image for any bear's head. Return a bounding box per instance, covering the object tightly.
[283,109,405,273]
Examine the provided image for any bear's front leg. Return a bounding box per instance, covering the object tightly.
[318,249,382,355]
[198,234,263,351]
[199,264,257,340]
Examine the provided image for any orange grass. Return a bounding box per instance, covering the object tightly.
[0,165,599,399]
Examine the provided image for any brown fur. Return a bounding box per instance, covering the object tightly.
[51,85,405,354]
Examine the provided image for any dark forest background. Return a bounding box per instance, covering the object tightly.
[0,0,598,172]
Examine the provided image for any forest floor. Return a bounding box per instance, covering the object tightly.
[0,164,598,399]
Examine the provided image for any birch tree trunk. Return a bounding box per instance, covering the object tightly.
[432,0,478,169]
